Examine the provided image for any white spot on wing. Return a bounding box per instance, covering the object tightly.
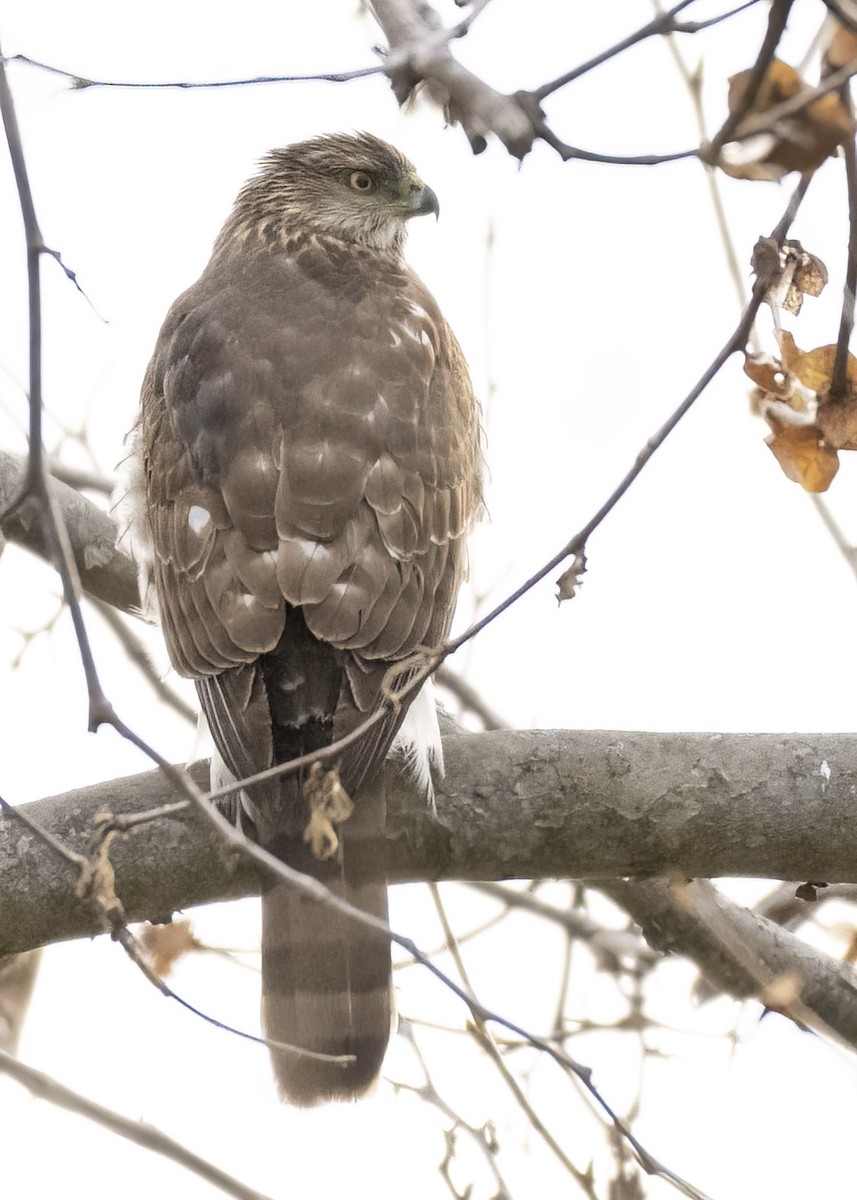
[188,505,211,534]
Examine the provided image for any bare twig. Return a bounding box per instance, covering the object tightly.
[109,921,353,1066]
[0,950,41,1053]
[48,458,115,496]
[90,597,197,725]
[467,883,658,969]
[809,494,857,579]
[831,95,857,400]
[429,884,599,1198]
[0,1047,275,1200]
[395,1020,514,1199]
[656,0,756,332]
[532,0,759,100]
[435,665,510,730]
[706,0,796,158]
[2,52,383,89]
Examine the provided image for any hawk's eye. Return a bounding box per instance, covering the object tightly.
[349,171,375,192]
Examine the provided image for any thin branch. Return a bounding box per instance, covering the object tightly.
[809,494,857,579]
[429,884,599,1198]
[395,1019,515,1200]
[820,0,857,37]
[831,94,857,400]
[0,949,41,1053]
[48,458,115,496]
[466,883,658,969]
[656,0,756,332]
[2,52,383,89]
[435,665,510,730]
[109,921,353,1067]
[0,1047,275,1200]
[532,0,761,101]
[90,597,197,726]
[706,0,795,158]
[0,47,132,737]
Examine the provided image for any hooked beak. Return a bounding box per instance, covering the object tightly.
[406,182,440,220]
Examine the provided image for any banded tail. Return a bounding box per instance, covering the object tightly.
[260,778,393,1106]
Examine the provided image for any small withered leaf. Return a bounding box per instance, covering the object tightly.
[744,352,795,401]
[555,551,586,604]
[791,245,827,299]
[751,239,827,316]
[721,59,853,179]
[765,422,839,492]
[139,919,196,977]
[779,331,857,399]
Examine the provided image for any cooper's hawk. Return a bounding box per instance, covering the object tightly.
[127,133,482,1105]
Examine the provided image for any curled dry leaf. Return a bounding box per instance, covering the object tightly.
[720,58,853,180]
[139,919,196,977]
[765,421,839,492]
[748,332,857,492]
[555,551,586,604]
[781,331,857,448]
[751,238,827,321]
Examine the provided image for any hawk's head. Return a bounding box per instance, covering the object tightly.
[224,132,439,253]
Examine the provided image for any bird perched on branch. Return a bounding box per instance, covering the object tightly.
[126,133,482,1104]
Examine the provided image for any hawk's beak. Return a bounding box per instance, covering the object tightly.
[407,183,440,220]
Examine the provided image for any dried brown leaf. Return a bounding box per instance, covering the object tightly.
[752,239,827,316]
[722,58,853,179]
[555,552,586,604]
[791,244,828,299]
[765,422,839,492]
[139,919,196,977]
[743,353,795,400]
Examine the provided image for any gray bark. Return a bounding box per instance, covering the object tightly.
[0,450,140,613]
[3,729,857,957]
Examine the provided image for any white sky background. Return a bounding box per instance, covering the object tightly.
[3,1,857,1197]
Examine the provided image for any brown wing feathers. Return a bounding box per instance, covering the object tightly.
[138,134,481,1105]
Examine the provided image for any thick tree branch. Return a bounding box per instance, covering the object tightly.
[4,730,857,958]
[0,450,139,613]
[594,877,857,1047]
